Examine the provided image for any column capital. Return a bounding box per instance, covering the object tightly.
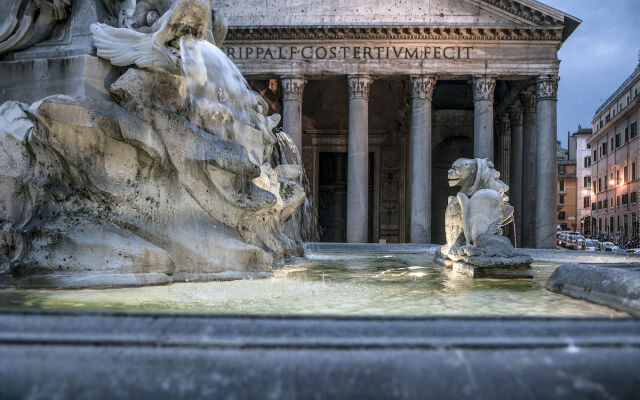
[281,75,307,101]
[472,76,497,102]
[509,101,523,126]
[410,75,437,101]
[519,90,537,113]
[499,114,511,136]
[348,75,373,100]
[535,75,559,101]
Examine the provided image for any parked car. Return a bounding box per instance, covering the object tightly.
[600,242,621,252]
[596,242,614,251]
[581,239,599,251]
[566,234,584,250]
[624,249,640,255]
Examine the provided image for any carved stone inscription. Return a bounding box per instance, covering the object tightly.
[223,45,474,61]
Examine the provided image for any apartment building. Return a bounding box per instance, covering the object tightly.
[589,62,640,239]
[574,127,593,234]
[557,140,577,231]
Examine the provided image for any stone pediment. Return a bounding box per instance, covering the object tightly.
[219,0,580,42]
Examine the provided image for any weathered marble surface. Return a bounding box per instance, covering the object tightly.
[437,158,532,277]
[547,263,640,317]
[0,0,305,287]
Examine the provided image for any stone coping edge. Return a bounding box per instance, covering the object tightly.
[546,263,640,317]
[1,310,639,399]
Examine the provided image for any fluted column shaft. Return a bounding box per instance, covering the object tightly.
[520,90,537,248]
[535,75,559,249]
[281,76,306,153]
[410,75,437,243]
[498,115,511,185]
[473,76,497,160]
[509,103,524,247]
[347,75,372,243]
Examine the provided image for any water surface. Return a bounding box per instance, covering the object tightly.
[0,253,626,317]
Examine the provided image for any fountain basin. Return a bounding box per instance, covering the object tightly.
[0,244,632,317]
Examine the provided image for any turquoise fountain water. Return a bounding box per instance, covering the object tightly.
[0,252,626,317]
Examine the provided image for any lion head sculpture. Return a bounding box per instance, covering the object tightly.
[441,158,514,262]
[448,158,509,200]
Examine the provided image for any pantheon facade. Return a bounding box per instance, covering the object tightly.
[218,0,579,248]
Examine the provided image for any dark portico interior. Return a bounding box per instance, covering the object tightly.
[250,77,526,244]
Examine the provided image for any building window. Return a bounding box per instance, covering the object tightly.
[584,197,590,208]
[604,198,608,209]
[624,166,628,182]
[598,201,602,210]
[632,122,637,139]
[559,195,565,204]
[559,180,565,191]
[622,194,628,205]
[594,150,597,161]
[584,176,591,188]
[610,216,614,232]
[633,162,637,181]
[632,192,638,204]
[616,133,621,147]
[625,127,629,142]
[558,211,566,221]
[592,202,597,210]
[624,214,629,236]
[617,195,621,206]
[611,137,614,150]
[598,178,602,192]
[603,142,607,155]
[559,165,565,175]
[584,157,591,168]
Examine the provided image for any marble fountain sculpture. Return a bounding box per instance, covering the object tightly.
[436,158,533,278]
[0,0,307,288]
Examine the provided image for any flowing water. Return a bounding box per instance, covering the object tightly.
[0,252,626,317]
[273,129,320,242]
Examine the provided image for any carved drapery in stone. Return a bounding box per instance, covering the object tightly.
[411,76,437,100]
[473,77,496,102]
[0,0,71,55]
[348,75,373,101]
[535,76,559,101]
[281,76,306,101]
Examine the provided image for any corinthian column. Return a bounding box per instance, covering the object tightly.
[520,90,537,248]
[509,102,524,246]
[498,114,511,185]
[347,75,372,243]
[535,75,559,249]
[409,75,437,243]
[473,76,497,160]
[281,75,306,153]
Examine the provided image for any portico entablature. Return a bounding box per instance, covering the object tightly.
[218,0,578,78]
[223,37,561,78]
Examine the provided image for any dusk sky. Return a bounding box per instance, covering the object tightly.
[543,0,640,146]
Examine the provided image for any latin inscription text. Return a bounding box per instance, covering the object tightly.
[222,46,474,61]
